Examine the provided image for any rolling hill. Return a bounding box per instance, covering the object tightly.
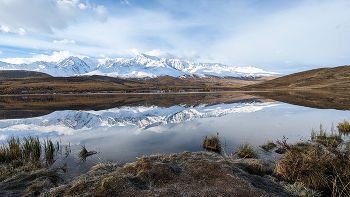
[240,65,350,90]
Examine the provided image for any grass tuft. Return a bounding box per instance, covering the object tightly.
[259,140,276,151]
[203,133,221,152]
[338,120,350,135]
[237,141,258,158]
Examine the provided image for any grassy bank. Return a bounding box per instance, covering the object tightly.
[2,121,350,196]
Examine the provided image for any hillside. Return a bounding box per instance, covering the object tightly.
[240,65,350,90]
[0,70,276,95]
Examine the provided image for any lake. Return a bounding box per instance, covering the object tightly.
[0,91,349,177]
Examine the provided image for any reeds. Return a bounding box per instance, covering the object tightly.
[0,135,61,165]
[311,124,342,148]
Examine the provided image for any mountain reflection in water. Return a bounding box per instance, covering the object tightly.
[0,91,350,177]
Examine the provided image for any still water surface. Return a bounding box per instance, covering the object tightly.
[0,92,349,177]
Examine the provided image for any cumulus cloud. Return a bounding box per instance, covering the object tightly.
[0,0,102,34]
[145,49,200,61]
[94,5,109,23]
[53,39,76,44]
[0,51,87,64]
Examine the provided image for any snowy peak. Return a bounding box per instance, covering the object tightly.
[0,54,278,78]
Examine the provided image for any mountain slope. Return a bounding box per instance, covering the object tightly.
[0,54,277,78]
[240,65,350,90]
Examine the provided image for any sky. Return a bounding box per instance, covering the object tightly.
[0,0,349,74]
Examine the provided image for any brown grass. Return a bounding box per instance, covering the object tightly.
[275,137,350,196]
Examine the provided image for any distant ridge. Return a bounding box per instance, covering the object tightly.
[0,54,277,78]
[0,70,52,79]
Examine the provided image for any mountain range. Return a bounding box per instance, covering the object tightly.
[0,54,277,78]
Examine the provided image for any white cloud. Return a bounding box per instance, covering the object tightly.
[94,5,109,23]
[275,51,282,54]
[0,25,26,35]
[284,61,293,66]
[0,50,2,54]
[0,0,99,34]
[125,48,140,56]
[0,135,7,141]
[0,51,87,64]
[78,1,91,9]
[53,39,76,44]
[145,49,200,61]
[121,0,131,5]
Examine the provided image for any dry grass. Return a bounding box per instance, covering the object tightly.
[275,127,350,196]
[44,151,296,196]
[78,144,97,162]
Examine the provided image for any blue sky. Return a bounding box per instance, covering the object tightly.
[0,0,349,74]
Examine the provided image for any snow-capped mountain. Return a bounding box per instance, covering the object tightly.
[0,54,277,78]
[0,101,278,135]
